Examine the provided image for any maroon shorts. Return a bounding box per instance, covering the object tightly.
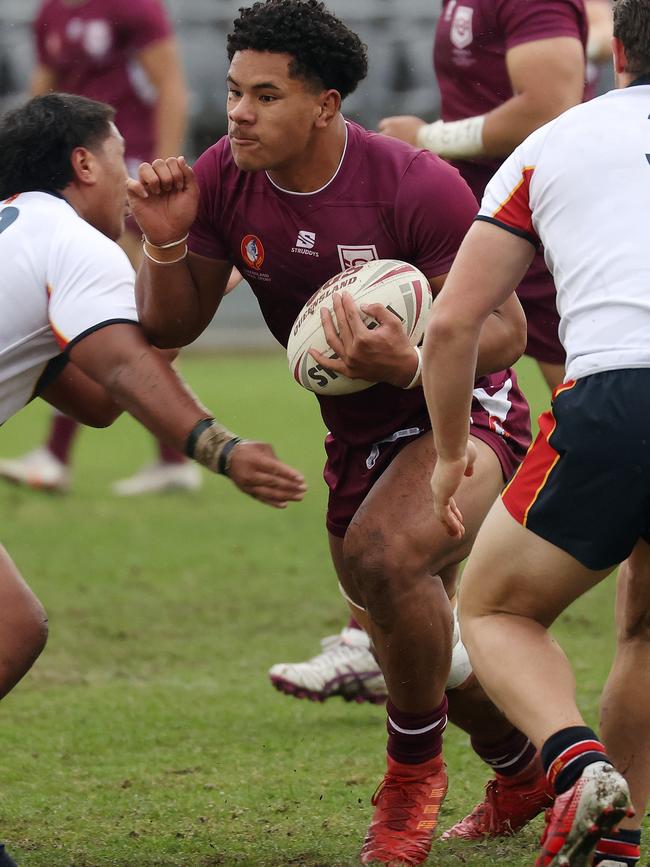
[517,270,565,366]
[324,414,527,538]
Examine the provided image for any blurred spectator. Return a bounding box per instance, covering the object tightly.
[0,0,199,495]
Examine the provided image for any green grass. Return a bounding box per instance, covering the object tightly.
[0,353,636,866]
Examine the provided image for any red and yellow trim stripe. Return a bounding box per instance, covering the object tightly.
[502,381,576,526]
[492,166,536,237]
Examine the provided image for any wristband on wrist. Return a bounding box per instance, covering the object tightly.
[185,418,246,476]
[403,345,423,390]
[142,241,188,265]
[142,232,189,249]
[416,115,486,160]
[218,436,243,476]
[185,417,216,458]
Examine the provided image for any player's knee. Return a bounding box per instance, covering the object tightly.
[342,522,428,621]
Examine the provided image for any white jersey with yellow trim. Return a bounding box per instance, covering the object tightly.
[0,190,137,424]
[478,79,650,383]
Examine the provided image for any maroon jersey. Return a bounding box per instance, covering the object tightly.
[190,120,530,455]
[435,0,588,201]
[435,0,587,365]
[34,0,172,161]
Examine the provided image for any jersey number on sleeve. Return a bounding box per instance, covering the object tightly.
[0,207,19,234]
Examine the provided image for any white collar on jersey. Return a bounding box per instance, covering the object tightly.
[265,120,349,196]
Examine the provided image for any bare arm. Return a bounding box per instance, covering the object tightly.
[428,273,527,378]
[482,37,585,157]
[137,37,188,158]
[379,36,585,159]
[423,222,535,535]
[128,157,231,347]
[30,63,56,96]
[586,0,614,63]
[67,323,305,506]
[40,362,123,427]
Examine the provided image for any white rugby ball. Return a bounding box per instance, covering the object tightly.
[287,259,433,395]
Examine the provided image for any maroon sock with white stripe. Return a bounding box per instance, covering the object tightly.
[471,726,537,777]
[386,697,448,764]
[541,726,611,795]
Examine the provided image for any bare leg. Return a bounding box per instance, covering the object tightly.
[342,435,504,712]
[0,546,48,697]
[460,498,612,748]
[600,540,650,830]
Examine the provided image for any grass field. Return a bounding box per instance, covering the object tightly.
[0,352,634,866]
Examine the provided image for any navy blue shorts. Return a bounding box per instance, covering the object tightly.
[502,369,650,570]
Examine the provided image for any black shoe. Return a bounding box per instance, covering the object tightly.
[0,844,17,866]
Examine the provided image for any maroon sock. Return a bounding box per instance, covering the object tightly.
[387,697,448,764]
[157,441,186,465]
[347,617,363,630]
[46,414,79,465]
[471,727,537,778]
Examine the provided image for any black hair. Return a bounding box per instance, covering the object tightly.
[227,0,368,99]
[0,93,115,199]
[614,0,650,76]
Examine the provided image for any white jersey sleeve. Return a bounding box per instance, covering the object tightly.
[476,122,555,246]
[47,219,138,351]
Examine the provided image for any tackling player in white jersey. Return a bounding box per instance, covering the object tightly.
[423,1,650,864]
[0,92,305,866]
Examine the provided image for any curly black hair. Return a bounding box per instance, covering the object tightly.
[227,0,368,99]
[0,93,114,199]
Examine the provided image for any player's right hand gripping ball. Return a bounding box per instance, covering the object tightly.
[287,259,432,395]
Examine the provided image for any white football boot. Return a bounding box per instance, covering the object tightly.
[0,448,70,492]
[269,627,388,704]
[111,460,202,496]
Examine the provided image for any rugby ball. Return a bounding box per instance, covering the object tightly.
[287,259,432,395]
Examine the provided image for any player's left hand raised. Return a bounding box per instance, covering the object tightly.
[430,441,478,538]
[127,156,199,247]
[309,291,419,387]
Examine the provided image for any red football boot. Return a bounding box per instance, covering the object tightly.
[442,755,553,839]
[360,754,448,866]
[534,762,632,867]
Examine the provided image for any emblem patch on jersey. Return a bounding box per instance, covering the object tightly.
[241,234,265,270]
[451,6,474,50]
[337,244,378,271]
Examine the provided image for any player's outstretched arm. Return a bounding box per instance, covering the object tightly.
[38,348,180,428]
[68,323,307,507]
[423,222,534,530]
[127,157,231,347]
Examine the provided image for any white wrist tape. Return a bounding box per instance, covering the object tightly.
[403,346,423,390]
[416,115,486,160]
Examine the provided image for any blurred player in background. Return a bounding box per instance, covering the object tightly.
[127,2,564,862]
[0,91,305,866]
[0,0,198,496]
[380,0,587,394]
[423,2,650,863]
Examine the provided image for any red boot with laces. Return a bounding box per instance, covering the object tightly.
[360,753,448,866]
